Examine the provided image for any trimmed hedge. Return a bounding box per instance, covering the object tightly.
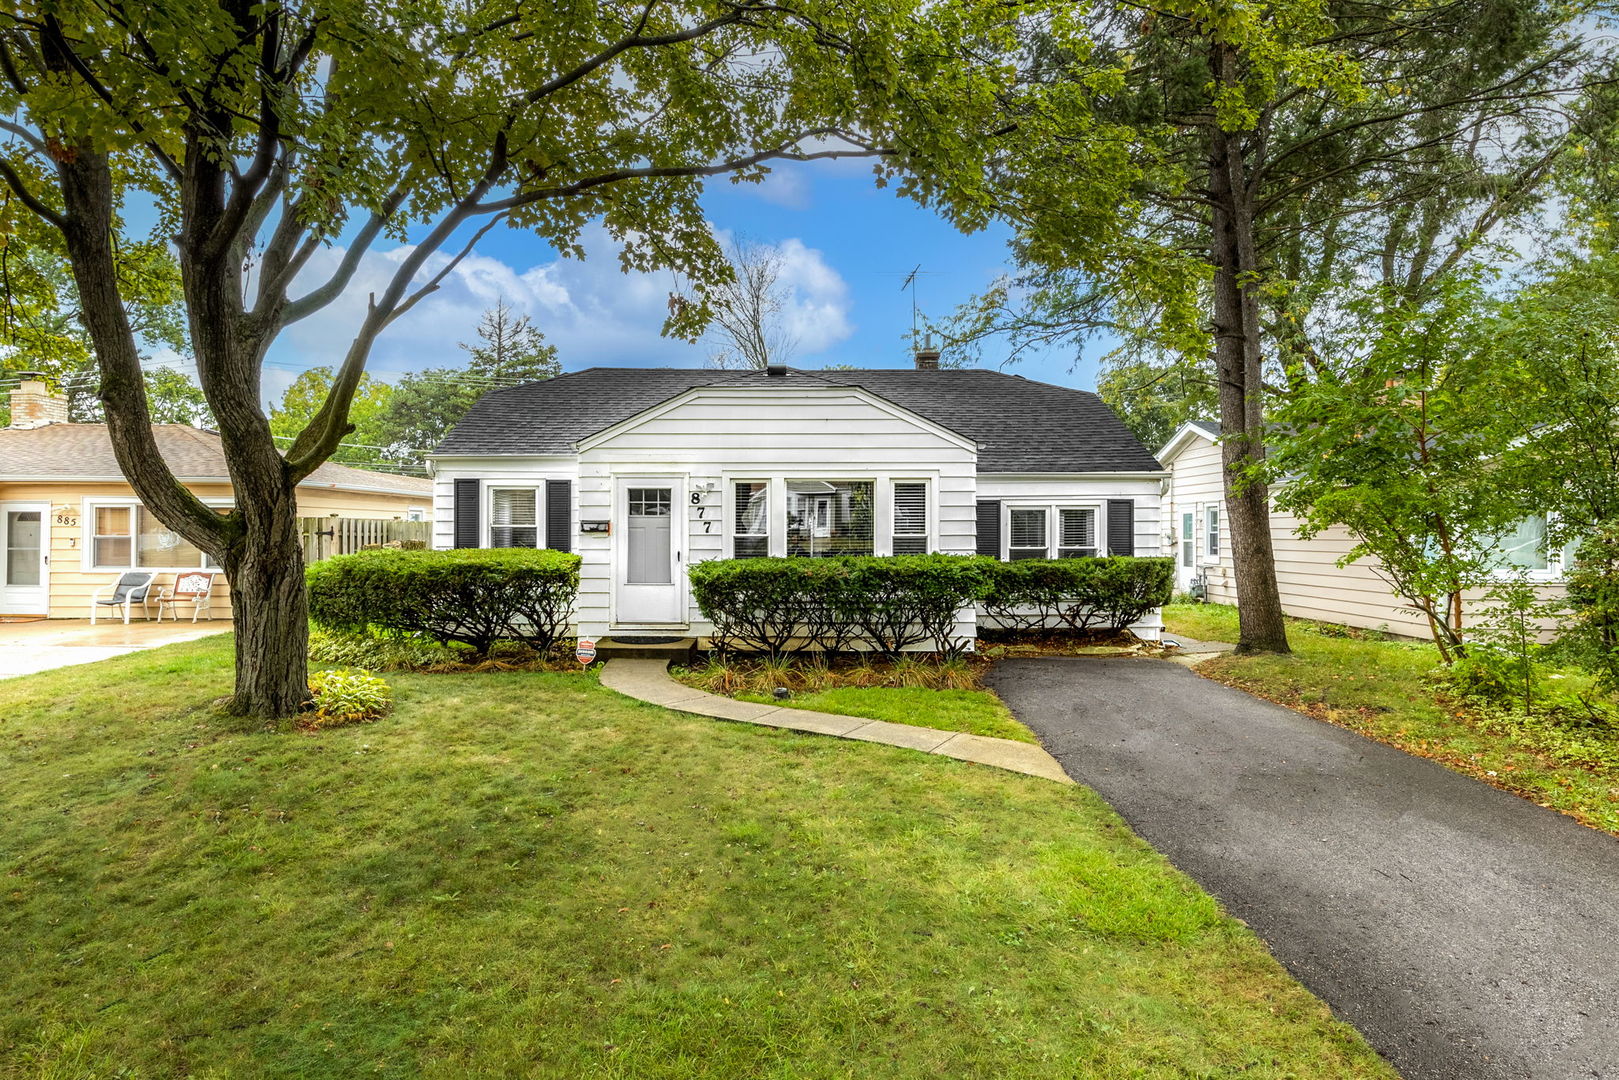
[980,556,1175,634]
[689,554,994,658]
[307,548,580,656]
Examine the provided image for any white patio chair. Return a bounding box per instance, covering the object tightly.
[154,570,221,623]
[89,571,157,625]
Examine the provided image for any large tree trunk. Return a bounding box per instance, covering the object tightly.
[223,485,311,719]
[1207,91,1291,654]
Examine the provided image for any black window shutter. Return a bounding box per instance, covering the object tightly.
[545,480,572,552]
[453,478,480,548]
[975,500,1002,558]
[1106,499,1135,556]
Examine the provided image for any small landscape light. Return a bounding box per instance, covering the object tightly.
[773,687,791,701]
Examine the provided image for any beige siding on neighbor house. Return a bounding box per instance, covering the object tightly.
[0,480,427,618]
[1162,430,1568,639]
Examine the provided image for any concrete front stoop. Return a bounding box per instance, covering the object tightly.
[599,658,1072,784]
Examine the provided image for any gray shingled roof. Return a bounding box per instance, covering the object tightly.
[434,367,1164,474]
[0,423,433,495]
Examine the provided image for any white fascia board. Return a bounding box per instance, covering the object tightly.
[1155,422,1217,464]
[977,470,1171,481]
[572,383,981,455]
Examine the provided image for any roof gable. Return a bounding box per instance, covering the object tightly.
[574,380,980,454]
[1155,420,1220,465]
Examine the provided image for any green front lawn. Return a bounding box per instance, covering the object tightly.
[735,685,1037,743]
[1163,603,1619,835]
[0,637,1393,1079]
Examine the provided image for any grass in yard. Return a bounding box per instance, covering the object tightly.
[1162,603,1619,835]
[0,636,1394,1079]
[734,685,1037,743]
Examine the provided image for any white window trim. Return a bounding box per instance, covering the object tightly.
[80,496,231,572]
[1001,500,1106,561]
[484,484,544,549]
[1204,505,1221,561]
[405,506,426,522]
[1482,514,1574,584]
[721,475,938,559]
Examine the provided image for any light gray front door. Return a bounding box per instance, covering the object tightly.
[0,502,49,615]
[615,481,684,625]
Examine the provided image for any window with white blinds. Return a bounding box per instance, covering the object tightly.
[1008,508,1049,560]
[489,488,539,548]
[1058,508,1098,558]
[733,481,768,558]
[892,482,928,554]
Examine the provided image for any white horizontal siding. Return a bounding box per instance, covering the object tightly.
[577,385,979,643]
[1165,434,1568,640]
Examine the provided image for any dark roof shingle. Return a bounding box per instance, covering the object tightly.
[435,367,1164,474]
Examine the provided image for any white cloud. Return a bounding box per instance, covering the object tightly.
[262,223,854,388]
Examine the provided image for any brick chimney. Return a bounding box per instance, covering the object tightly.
[8,373,70,428]
[913,345,941,370]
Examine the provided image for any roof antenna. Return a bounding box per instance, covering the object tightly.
[900,263,922,346]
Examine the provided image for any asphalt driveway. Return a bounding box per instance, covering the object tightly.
[988,657,1619,1080]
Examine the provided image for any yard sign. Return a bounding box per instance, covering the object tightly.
[576,639,597,666]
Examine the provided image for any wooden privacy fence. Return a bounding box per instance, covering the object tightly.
[300,517,431,563]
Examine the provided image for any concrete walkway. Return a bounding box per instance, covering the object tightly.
[989,656,1619,1080]
[600,659,1071,784]
[0,619,226,679]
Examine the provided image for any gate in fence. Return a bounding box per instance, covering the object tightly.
[299,517,431,563]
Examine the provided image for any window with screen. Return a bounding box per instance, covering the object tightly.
[490,488,539,547]
[892,482,928,554]
[1206,506,1220,557]
[1058,508,1098,558]
[1008,508,1049,560]
[1181,512,1194,567]
[733,481,769,558]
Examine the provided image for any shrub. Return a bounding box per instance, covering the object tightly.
[308,624,462,671]
[305,668,392,728]
[1562,523,1619,690]
[307,548,580,656]
[689,554,994,658]
[981,557,1174,634]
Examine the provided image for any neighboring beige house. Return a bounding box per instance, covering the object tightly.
[0,376,432,619]
[1158,420,1570,640]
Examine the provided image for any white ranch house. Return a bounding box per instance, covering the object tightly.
[428,359,1169,645]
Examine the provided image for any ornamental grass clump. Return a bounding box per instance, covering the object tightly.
[304,669,393,729]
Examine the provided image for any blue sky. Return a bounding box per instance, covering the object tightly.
[243,157,1113,403]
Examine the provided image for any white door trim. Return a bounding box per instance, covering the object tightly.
[610,476,688,629]
[0,500,51,616]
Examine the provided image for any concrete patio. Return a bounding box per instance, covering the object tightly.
[0,619,227,679]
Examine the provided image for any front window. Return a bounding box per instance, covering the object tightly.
[733,481,769,558]
[1058,508,1098,558]
[90,504,211,569]
[1206,507,1220,557]
[892,482,929,554]
[1491,515,1549,572]
[1008,508,1049,560]
[787,480,873,556]
[489,488,539,547]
